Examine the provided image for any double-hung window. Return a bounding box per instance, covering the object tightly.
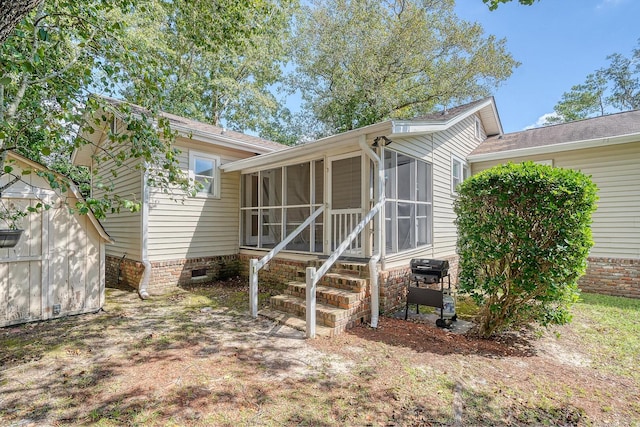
[189,151,220,198]
[451,155,470,195]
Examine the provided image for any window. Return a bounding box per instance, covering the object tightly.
[189,151,220,198]
[384,150,432,254]
[474,117,482,140]
[451,155,469,195]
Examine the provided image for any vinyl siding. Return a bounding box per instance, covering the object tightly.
[146,138,255,262]
[383,114,485,264]
[471,141,640,259]
[93,144,143,261]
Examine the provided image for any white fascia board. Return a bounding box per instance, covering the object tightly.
[467,133,640,163]
[391,98,497,137]
[171,124,279,155]
[222,121,391,173]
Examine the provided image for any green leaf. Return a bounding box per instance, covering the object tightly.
[0,76,11,85]
[3,166,13,174]
[37,28,49,41]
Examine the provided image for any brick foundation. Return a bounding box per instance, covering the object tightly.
[579,257,640,299]
[107,252,640,301]
[106,256,145,289]
[238,254,310,285]
[106,254,240,294]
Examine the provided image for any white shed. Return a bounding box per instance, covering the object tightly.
[0,152,112,327]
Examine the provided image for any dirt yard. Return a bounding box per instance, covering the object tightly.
[0,279,638,426]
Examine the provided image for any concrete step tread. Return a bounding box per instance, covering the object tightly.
[258,308,337,337]
[286,281,363,298]
[270,294,351,316]
[323,272,367,282]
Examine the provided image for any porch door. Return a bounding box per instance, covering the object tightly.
[329,154,363,256]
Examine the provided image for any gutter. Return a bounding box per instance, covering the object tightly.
[468,132,640,163]
[138,169,151,299]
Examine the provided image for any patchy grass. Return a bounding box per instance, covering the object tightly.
[454,294,481,320]
[0,283,638,426]
[571,293,640,380]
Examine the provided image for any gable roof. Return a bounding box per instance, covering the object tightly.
[469,109,640,161]
[223,98,501,173]
[391,97,503,137]
[160,110,286,152]
[4,151,112,243]
[73,96,286,166]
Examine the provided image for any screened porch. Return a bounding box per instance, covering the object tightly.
[238,148,433,260]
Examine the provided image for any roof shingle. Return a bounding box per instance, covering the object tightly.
[472,109,640,156]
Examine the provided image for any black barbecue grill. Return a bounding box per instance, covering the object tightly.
[410,258,450,282]
[406,258,456,328]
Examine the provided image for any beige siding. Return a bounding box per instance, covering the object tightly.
[147,139,255,262]
[471,141,640,259]
[93,139,143,260]
[387,114,485,261]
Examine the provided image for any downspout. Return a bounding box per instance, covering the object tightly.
[359,136,385,328]
[139,169,151,299]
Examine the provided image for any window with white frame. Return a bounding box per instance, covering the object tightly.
[451,155,470,195]
[474,117,482,140]
[189,151,220,197]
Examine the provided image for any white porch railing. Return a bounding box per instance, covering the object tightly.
[305,198,384,338]
[249,205,325,318]
[331,208,363,256]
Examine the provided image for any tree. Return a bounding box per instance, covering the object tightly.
[544,72,607,125]
[483,0,539,10]
[118,0,296,138]
[0,0,42,43]
[454,162,598,338]
[0,0,192,220]
[291,0,519,136]
[545,40,640,125]
[603,50,640,111]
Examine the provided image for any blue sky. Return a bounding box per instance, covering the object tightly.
[454,0,640,133]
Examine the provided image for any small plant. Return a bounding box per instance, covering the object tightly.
[454,162,598,338]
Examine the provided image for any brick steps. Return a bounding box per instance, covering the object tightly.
[258,308,337,337]
[263,262,371,337]
[269,294,353,328]
[285,281,364,309]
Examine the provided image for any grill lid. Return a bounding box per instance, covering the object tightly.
[410,258,449,278]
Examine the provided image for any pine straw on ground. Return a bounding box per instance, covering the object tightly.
[0,279,638,426]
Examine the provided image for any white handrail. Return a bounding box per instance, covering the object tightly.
[305,199,384,338]
[249,205,325,318]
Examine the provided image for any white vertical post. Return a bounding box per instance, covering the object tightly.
[306,266,317,338]
[249,258,258,318]
[369,256,379,328]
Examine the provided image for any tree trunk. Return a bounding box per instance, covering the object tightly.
[0,0,42,43]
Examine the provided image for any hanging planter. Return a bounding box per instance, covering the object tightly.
[0,229,24,248]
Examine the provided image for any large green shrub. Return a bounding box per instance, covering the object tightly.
[454,162,598,338]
